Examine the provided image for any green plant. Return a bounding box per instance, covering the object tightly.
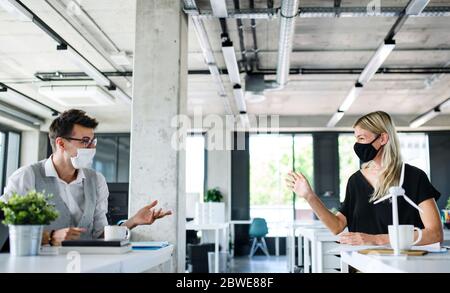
[204,188,223,202]
[446,197,450,210]
[0,190,59,225]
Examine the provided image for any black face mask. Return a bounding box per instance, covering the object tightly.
[353,135,382,163]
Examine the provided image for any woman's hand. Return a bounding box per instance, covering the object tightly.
[286,171,314,200]
[339,232,386,246]
[51,227,87,246]
[126,200,172,229]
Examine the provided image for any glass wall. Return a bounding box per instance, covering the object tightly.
[398,133,430,178]
[185,135,205,199]
[338,134,360,202]
[0,130,21,194]
[92,134,130,183]
[249,134,314,236]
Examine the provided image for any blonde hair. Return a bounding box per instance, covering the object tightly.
[353,111,403,201]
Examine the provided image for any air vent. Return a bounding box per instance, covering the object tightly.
[38,85,115,106]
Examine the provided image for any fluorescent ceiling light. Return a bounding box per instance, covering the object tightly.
[405,0,429,15]
[233,85,247,113]
[239,112,250,128]
[210,0,228,17]
[0,86,56,117]
[207,64,226,96]
[39,85,115,106]
[245,92,266,104]
[439,98,450,110]
[339,83,363,112]
[358,40,396,85]
[409,108,440,128]
[222,39,241,85]
[327,111,345,128]
[0,103,43,125]
[0,0,33,21]
[57,44,111,87]
[110,51,132,66]
[108,87,132,105]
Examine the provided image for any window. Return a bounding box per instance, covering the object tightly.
[338,134,360,202]
[0,132,5,190]
[398,133,430,178]
[250,134,314,236]
[0,130,21,193]
[185,135,205,199]
[92,134,130,183]
[293,134,314,219]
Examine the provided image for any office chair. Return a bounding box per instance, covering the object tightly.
[249,218,270,257]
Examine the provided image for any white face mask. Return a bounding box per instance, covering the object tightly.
[70,148,96,169]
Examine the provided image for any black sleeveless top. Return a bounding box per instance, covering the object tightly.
[339,164,440,234]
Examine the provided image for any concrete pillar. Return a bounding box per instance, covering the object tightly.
[129,0,188,272]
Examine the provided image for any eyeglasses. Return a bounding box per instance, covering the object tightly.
[62,136,97,148]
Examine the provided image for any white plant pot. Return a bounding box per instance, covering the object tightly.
[194,202,225,224]
[9,225,44,256]
[206,202,225,224]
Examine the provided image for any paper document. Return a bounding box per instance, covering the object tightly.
[131,241,169,248]
[412,242,447,253]
[327,242,447,255]
[326,244,383,254]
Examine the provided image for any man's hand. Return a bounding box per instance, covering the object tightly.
[126,200,172,229]
[339,232,386,246]
[51,227,87,246]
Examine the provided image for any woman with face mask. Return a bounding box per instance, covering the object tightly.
[286,111,443,246]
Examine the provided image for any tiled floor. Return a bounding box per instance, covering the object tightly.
[228,255,289,273]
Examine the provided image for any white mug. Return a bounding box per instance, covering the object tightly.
[388,225,422,250]
[104,225,130,241]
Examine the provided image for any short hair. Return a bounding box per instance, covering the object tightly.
[48,109,98,151]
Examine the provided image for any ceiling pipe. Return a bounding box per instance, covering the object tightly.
[183,0,233,114]
[275,0,299,89]
[326,0,430,127]
[184,6,450,20]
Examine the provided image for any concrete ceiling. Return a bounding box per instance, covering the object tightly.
[0,0,449,131]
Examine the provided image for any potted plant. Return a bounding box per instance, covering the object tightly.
[204,188,224,203]
[0,190,59,256]
[204,188,225,224]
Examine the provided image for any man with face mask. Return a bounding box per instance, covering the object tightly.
[0,109,171,245]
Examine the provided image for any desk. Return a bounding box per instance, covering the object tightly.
[286,220,324,273]
[186,222,228,273]
[0,245,173,273]
[297,226,340,273]
[340,250,450,273]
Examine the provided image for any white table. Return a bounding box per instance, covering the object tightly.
[340,250,450,273]
[297,226,340,273]
[0,245,173,273]
[286,220,324,273]
[337,228,450,273]
[186,222,228,273]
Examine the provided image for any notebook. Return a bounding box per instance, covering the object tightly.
[61,239,129,247]
[59,244,132,254]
